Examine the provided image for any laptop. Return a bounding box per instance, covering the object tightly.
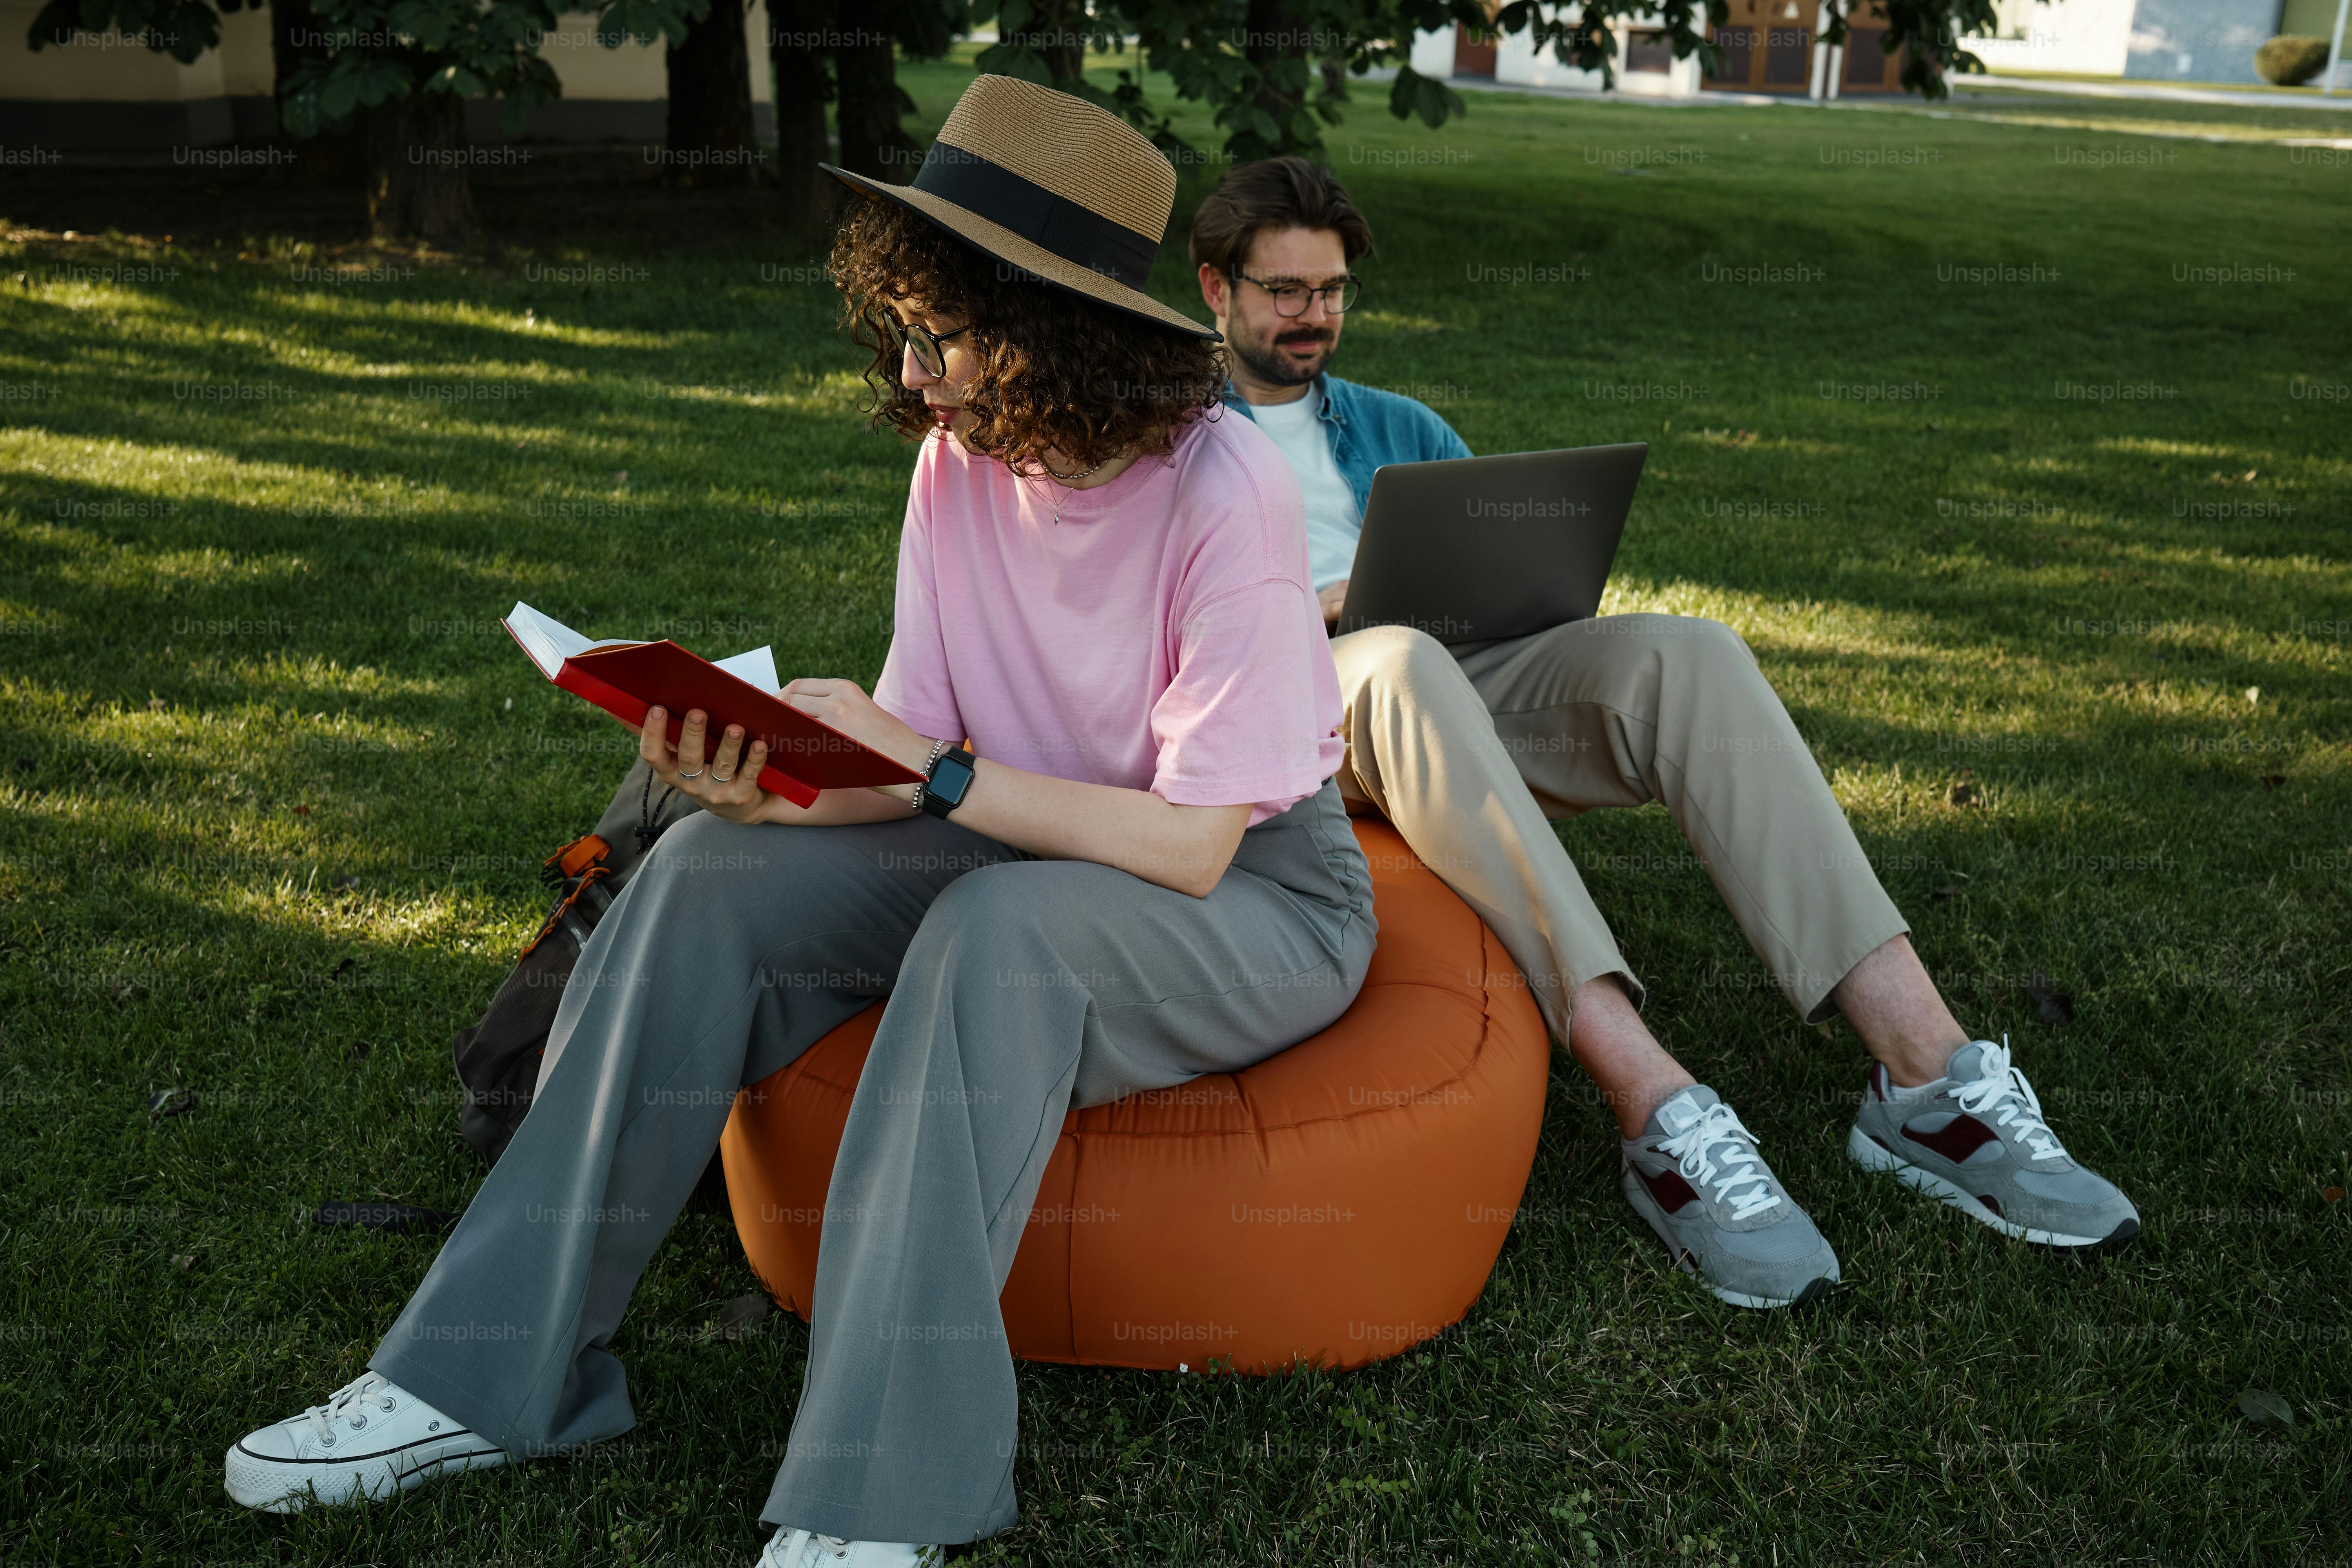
[1333,443,1648,644]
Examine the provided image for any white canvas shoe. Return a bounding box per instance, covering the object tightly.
[223,1370,506,1512]
[757,1527,944,1567]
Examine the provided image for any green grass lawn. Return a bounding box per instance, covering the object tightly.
[3,49,2348,1566]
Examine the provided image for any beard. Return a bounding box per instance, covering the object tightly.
[1230,325,1335,388]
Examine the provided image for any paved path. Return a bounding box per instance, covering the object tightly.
[1969,73,2352,112]
[1352,67,2352,141]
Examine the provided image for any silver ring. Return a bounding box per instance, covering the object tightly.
[710,770,735,784]
[677,766,704,779]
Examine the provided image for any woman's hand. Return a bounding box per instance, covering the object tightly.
[639,706,775,825]
[780,677,936,793]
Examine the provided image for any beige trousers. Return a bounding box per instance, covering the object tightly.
[1330,615,1909,1040]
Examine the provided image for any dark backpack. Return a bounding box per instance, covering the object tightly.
[451,760,700,1165]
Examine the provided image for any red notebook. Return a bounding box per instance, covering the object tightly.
[502,602,925,809]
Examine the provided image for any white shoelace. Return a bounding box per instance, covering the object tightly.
[304,1372,396,1448]
[1951,1037,2068,1162]
[775,1529,933,1565]
[773,1531,852,1566]
[1659,1102,1783,1221]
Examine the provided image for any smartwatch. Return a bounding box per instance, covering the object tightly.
[916,745,976,820]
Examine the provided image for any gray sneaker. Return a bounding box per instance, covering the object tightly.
[1620,1087,1840,1309]
[1848,1037,2140,1249]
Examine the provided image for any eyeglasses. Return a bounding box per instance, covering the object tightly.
[873,312,974,378]
[1230,269,1361,317]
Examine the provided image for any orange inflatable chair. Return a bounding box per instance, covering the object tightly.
[720,819,1549,1374]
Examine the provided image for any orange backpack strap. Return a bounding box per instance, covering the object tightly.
[546,833,611,883]
[522,835,615,960]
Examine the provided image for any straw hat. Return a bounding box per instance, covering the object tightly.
[821,74,1220,342]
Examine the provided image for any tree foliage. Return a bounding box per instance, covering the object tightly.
[27,0,233,65]
[967,0,1490,162]
[275,0,704,139]
[27,0,704,133]
[960,0,2038,165]
[24,0,2042,166]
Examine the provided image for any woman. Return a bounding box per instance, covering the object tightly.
[221,76,1375,1568]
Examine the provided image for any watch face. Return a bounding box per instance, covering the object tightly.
[922,749,976,817]
[935,751,975,802]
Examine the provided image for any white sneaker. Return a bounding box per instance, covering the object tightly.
[223,1370,507,1512]
[757,1528,943,1567]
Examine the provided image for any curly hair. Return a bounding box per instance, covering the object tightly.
[828,193,1225,474]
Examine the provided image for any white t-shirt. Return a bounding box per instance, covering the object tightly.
[1246,387,1361,592]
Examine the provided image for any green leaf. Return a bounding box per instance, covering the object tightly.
[160,9,216,62]
[357,60,414,104]
[1387,66,1421,121]
[320,74,361,120]
[2236,1388,2294,1426]
[1415,75,1462,129]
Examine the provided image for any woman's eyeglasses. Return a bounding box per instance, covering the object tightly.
[1230,270,1361,317]
[873,312,974,378]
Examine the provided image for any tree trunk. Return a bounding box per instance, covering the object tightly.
[837,39,908,182]
[366,93,475,246]
[831,29,908,183]
[1006,0,1088,86]
[665,0,760,188]
[770,0,836,224]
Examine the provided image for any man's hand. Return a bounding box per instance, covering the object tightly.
[1317,579,1349,629]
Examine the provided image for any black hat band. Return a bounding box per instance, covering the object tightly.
[910,143,1160,289]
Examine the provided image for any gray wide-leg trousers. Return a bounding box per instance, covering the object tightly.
[370,780,1375,1544]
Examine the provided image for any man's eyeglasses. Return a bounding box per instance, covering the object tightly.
[873,312,974,378]
[1230,269,1361,317]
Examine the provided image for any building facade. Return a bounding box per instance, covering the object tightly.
[0,1,777,149]
[1412,0,2345,98]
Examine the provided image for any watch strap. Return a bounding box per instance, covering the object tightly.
[909,739,951,813]
[918,746,976,820]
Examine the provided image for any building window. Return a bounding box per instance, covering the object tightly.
[1625,29,1674,73]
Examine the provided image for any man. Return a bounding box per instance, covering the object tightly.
[1191,157,2137,1308]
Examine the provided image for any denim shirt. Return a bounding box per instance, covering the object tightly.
[1221,374,1473,514]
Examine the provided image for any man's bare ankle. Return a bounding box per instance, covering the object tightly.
[1879,1036,1971,1089]
[1608,1073,1699,1139]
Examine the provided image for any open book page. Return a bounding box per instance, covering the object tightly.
[506,601,781,695]
[505,602,637,679]
[711,645,780,695]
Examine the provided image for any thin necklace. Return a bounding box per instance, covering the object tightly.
[1035,454,1111,525]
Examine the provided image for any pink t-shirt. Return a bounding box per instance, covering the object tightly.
[874,411,1344,824]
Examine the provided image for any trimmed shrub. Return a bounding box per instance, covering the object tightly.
[2255,34,2333,86]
